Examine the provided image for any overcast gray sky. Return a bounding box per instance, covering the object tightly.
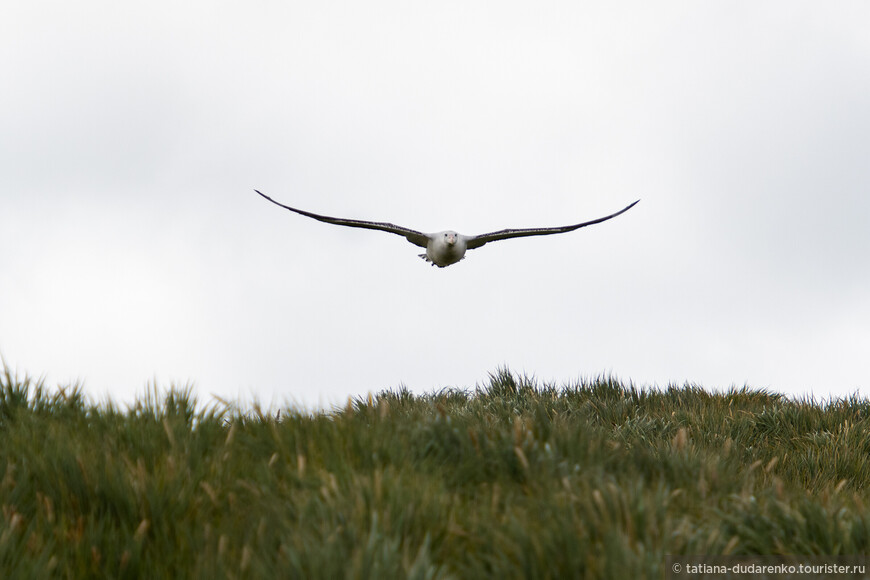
[2,1,868,409]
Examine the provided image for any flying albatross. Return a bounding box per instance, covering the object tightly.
[255,189,639,268]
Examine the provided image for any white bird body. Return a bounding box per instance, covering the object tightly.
[424,231,467,267]
[255,190,639,268]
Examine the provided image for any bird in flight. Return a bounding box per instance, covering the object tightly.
[255,190,639,268]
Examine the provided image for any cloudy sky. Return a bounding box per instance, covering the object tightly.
[2,1,868,409]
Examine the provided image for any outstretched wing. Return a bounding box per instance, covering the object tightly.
[465,199,640,250]
[255,190,431,248]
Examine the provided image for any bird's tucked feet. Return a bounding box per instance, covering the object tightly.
[419,253,436,266]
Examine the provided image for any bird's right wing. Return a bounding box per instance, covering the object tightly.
[255,190,431,248]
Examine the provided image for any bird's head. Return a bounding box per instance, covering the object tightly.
[443,231,457,246]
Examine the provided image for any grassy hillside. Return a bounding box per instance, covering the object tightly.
[1,365,868,578]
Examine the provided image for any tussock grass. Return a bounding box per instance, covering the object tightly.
[0,365,868,578]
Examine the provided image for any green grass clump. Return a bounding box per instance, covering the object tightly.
[0,365,868,578]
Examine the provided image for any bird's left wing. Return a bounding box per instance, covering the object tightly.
[255,190,431,248]
[465,199,640,250]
